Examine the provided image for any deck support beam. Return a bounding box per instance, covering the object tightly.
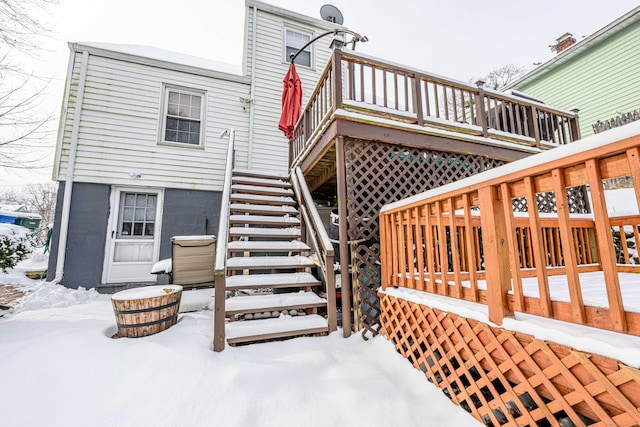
[336,135,352,337]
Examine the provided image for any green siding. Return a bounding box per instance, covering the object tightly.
[516,19,640,138]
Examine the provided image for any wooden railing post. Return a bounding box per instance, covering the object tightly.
[478,185,514,325]
[474,80,489,138]
[585,159,626,332]
[570,107,581,141]
[332,49,343,112]
[527,105,541,148]
[412,73,424,126]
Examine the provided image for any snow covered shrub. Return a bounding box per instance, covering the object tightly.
[0,224,32,272]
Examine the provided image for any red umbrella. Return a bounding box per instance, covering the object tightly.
[278,63,303,140]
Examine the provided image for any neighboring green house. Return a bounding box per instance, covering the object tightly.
[506,5,640,138]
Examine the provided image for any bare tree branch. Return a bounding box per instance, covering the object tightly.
[0,0,58,172]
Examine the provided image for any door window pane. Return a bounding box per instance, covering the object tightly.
[118,192,157,238]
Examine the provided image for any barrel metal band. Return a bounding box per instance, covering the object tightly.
[113,299,179,315]
[116,313,179,328]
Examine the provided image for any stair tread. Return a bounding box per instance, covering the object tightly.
[227,255,314,269]
[229,227,301,238]
[230,204,298,215]
[232,184,293,196]
[232,168,288,180]
[226,272,320,289]
[226,314,328,340]
[232,176,292,188]
[226,291,326,312]
[230,193,296,205]
[229,215,300,225]
[228,240,310,251]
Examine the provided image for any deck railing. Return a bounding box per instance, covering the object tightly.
[379,124,640,336]
[290,49,580,167]
[213,129,235,352]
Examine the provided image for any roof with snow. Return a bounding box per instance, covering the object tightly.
[69,42,245,82]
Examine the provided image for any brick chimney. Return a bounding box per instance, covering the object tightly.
[553,33,577,53]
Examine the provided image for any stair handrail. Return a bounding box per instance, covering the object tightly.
[290,167,337,332]
[213,128,235,352]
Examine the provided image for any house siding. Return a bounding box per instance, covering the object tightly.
[56,51,252,191]
[51,0,347,288]
[515,19,640,138]
[47,183,222,289]
[245,1,342,171]
[47,182,110,289]
[158,188,222,261]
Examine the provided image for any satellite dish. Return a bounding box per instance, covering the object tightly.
[320,4,344,25]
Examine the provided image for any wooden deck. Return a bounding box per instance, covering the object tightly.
[288,47,581,336]
[378,122,640,427]
[379,123,640,336]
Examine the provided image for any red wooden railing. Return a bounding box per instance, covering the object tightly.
[290,49,580,167]
[379,125,640,336]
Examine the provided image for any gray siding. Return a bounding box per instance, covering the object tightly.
[158,188,222,261]
[48,184,222,289]
[47,182,111,289]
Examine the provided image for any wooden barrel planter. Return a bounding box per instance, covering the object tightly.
[111,285,183,338]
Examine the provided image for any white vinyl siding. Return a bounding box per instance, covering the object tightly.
[244,5,340,171]
[56,51,251,191]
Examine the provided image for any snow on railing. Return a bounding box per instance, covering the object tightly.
[379,121,640,336]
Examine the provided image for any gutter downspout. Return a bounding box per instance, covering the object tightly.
[247,4,258,168]
[54,49,90,283]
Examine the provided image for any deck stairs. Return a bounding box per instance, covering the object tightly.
[222,168,330,345]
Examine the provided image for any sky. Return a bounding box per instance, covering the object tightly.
[2,0,639,187]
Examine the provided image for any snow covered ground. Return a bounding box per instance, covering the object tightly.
[0,266,481,426]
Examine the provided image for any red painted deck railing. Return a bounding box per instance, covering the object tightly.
[379,125,640,336]
[289,49,580,167]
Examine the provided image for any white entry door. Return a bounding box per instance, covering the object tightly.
[105,188,163,283]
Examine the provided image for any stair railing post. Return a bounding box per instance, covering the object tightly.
[213,128,235,352]
[213,274,226,351]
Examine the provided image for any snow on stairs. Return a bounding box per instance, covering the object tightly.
[223,169,329,346]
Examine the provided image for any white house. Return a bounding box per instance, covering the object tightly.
[47,0,344,288]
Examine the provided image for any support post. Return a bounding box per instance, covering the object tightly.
[478,185,514,325]
[336,136,352,337]
[213,274,226,352]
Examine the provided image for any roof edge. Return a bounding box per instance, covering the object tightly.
[67,42,250,85]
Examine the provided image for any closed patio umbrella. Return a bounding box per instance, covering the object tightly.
[278,63,303,140]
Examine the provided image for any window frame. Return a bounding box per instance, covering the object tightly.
[283,26,314,69]
[158,84,206,149]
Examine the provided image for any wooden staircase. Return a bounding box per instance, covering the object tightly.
[221,168,331,346]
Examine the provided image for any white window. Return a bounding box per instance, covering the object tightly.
[117,192,157,239]
[285,28,312,67]
[160,86,205,146]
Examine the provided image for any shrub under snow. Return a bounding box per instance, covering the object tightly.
[0,224,32,273]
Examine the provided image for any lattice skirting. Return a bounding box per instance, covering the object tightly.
[379,292,640,427]
[344,139,503,337]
